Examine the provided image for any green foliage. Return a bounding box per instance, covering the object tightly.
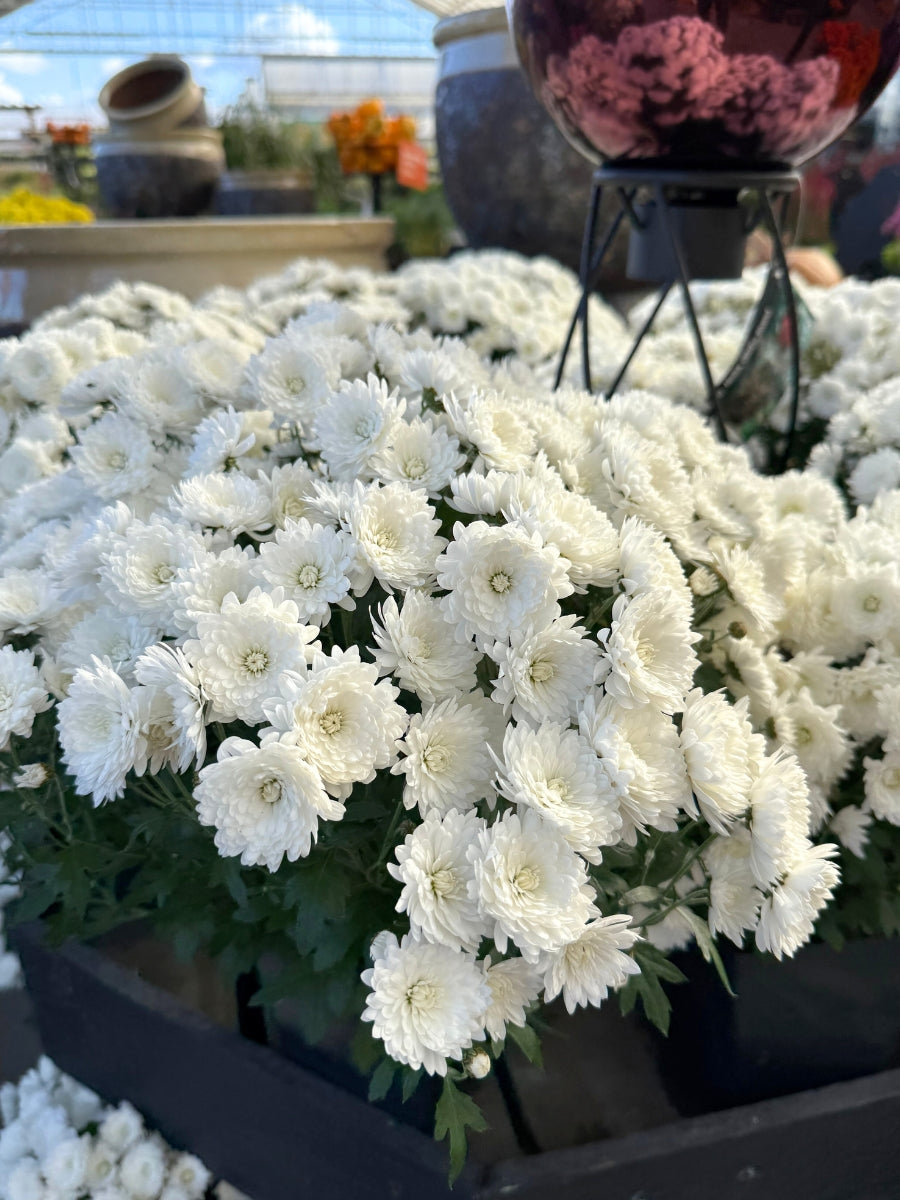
[618,943,688,1036]
[881,238,900,276]
[434,1075,488,1185]
[219,94,315,173]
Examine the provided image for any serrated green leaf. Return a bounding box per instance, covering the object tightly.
[505,1022,542,1068]
[434,1075,488,1185]
[221,860,249,909]
[368,1057,396,1102]
[401,1066,424,1103]
[678,908,736,997]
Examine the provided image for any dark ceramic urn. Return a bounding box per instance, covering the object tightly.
[434,7,630,282]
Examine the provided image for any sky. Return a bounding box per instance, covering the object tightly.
[0,0,436,129]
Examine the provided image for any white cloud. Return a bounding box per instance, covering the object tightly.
[101,56,128,76]
[0,53,48,76]
[189,55,217,71]
[248,4,340,54]
[0,73,23,105]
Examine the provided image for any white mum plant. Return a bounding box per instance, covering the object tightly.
[1,250,898,1172]
[0,1056,212,1200]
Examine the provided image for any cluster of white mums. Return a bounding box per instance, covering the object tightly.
[0,1057,210,1200]
[0,251,898,1079]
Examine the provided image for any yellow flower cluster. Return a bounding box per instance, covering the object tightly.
[0,187,94,224]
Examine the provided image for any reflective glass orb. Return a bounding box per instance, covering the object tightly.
[508,0,900,168]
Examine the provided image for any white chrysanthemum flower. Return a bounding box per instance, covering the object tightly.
[266,460,319,529]
[829,805,872,858]
[705,829,762,946]
[43,1136,89,1195]
[370,416,465,496]
[0,646,52,751]
[264,646,406,799]
[393,694,498,816]
[170,470,272,536]
[480,956,542,1041]
[246,334,335,426]
[490,616,598,725]
[171,544,257,633]
[370,591,478,702]
[253,518,355,625]
[388,809,488,953]
[448,467,517,516]
[600,591,699,714]
[864,752,900,824]
[100,514,206,632]
[0,569,59,635]
[312,373,405,481]
[615,515,690,601]
[348,482,445,592]
[70,411,161,501]
[508,489,619,589]
[497,722,621,862]
[755,844,840,960]
[538,914,640,1013]
[840,562,900,646]
[681,690,765,836]
[438,521,573,649]
[98,1102,143,1154]
[580,691,690,842]
[7,1158,45,1200]
[469,809,598,961]
[186,588,318,725]
[187,406,276,476]
[85,1139,119,1190]
[194,735,342,869]
[57,658,151,804]
[133,643,207,772]
[13,762,51,789]
[361,932,489,1075]
[167,1153,211,1200]
[580,422,693,541]
[445,388,537,471]
[57,607,158,682]
[119,1138,167,1200]
[748,749,812,889]
[122,349,207,434]
[8,335,72,403]
[778,688,852,791]
[848,447,900,505]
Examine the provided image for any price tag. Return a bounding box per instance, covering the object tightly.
[396,140,429,190]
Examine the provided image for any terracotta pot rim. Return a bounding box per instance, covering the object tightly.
[99,55,195,123]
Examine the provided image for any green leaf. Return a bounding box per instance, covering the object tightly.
[401,1066,424,1103]
[368,1057,397,1102]
[679,908,736,998]
[221,859,249,909]
[434,1075,488,1185]
[505,1022,542,1068]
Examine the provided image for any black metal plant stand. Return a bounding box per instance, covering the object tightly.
[555,166,803,467]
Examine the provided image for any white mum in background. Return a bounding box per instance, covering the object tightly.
[393,694,498,816]
[389,809,488,953]
[185,588,318,725]
[497,722,621,862]
[480,956,542,1041]
[264,646,407,799]
[538,914,640,1013]
[437,521,573,648]
[194,735,342,869]
[468,810,598,960]
[0,647,52,751]
[370,592,479,703]
[253,518,356,626]
[490,615,599,725]
[57,658,151,803]
[361,933,489,1075]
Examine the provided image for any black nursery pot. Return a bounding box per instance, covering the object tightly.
[15,921,900,1200]
[659,937,900,1115]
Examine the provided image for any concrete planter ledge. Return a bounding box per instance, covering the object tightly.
[0,215,396,324]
